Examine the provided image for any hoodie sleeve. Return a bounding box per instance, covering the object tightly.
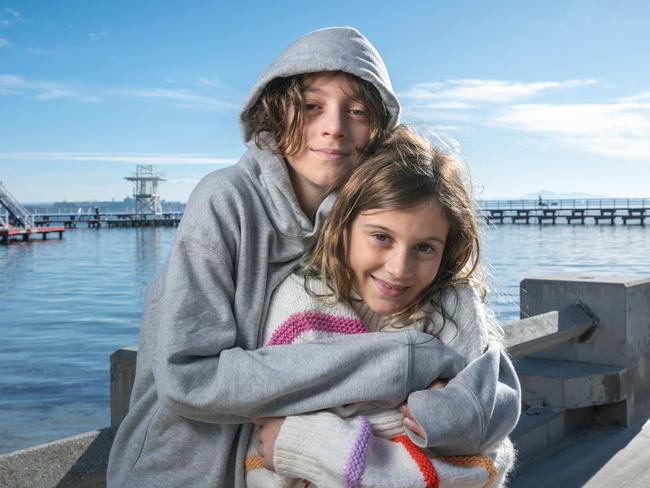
[404,284,521,454]
[148,234,466,424]
[406,343,521,455]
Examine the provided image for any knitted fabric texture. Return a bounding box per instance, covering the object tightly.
[436,454,498,488]
[343,416,371,488]
[267,311,368,346]
[246,455,264,472]
[247,273,512,488]
[391,434,439,488]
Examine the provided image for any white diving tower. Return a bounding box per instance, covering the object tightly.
[124,165,166,217]
[0,181,34,229]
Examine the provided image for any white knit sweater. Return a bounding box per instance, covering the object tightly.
[245,274,515,488]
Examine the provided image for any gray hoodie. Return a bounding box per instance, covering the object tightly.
[106,27,471,488]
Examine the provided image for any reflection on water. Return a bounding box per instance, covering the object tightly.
[482,224,650,323]
[0,227,174,453]
[0,223,648,453]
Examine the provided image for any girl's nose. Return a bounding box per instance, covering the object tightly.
[385,248,412,278]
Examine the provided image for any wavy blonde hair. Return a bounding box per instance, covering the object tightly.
[302,124,482,326]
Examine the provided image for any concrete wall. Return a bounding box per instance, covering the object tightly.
[0,428,115,488]
[520,275,650,426]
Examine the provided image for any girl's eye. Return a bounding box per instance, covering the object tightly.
[304,103,320,111]
[415,243,436,254]
[349,107,368,118]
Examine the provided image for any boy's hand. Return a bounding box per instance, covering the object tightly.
[252,417,285,471]
[399,379,448,438]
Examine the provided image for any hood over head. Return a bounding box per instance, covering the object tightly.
[239,26,400,144]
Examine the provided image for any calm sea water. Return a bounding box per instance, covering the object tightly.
[1,224,649,453]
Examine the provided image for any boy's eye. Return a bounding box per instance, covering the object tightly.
[349,108,368,118]
[371,233,390,243]
[304,103,320,111]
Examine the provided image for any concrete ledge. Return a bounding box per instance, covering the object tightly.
[0,427,116,488]
[511,407,566,464]
[515,357,627,409]
[110,346,137,427]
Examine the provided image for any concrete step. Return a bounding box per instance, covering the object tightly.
[511,406,566,464]
[510,418,650,488]
[514,358,627,409]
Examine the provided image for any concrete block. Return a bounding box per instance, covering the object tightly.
[515,358,627,409]
[520,275,650,426]
[110,347,137,427]
[0,427,115,488]
[511,407,566,464]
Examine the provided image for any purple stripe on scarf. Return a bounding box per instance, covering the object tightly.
[343,416,371,488]
[267,311,368,346]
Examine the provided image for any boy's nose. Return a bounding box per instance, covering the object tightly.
[321,109,346,138]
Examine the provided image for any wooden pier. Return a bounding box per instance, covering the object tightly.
[0,226,65,245]
[479,198,650,225]
[33,212,182,229]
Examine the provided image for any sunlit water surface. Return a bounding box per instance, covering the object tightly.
[1,224,648,453]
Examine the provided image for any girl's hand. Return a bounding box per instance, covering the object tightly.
[399,379,447,438]
[252,417,285,471]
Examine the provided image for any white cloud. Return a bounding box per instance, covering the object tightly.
[89,28,108,41]
[0,73,238,110]
[0,36,10,48]
[119,87,238,109]
[167,178,200,185]
[197,77,223,88]
[399,76,650,162]
[25,47,58,56]
[493,101,650,160]
[617,91,650,103]
[0,8,22,28]
[0,151,237,166]
[400,78,597,104]
[0,74,101,102]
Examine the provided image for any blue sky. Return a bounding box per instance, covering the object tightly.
[1,0,649,203]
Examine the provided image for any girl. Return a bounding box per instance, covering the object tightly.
[107,27,472,488]
[247,126,519,487]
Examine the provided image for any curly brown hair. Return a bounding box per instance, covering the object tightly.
[241,71,390,158]
[302,124,482,326]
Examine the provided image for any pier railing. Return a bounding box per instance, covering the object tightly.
[2,275,650,488]
[478,197,650,210]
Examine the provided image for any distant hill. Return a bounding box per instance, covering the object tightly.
[519,191,609,200]
[25,197,186,214]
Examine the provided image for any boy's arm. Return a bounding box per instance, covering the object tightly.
[262,411,515,488]
[149,236,465,424]
[404,284,521,454]
[405,343,521,454]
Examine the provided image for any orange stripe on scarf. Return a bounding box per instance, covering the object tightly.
[245,455,263,472]
[436,454,498,488]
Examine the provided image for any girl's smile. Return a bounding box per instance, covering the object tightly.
[347,200,450,316]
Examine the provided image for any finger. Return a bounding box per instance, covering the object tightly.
[430,380,448,390]
[400,403,413,420]
[403,417,425,438]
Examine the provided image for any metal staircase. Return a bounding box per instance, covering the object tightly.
[0,181,33,229]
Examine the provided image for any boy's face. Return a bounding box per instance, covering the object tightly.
[346,200,450,316]
[285,73,371,213]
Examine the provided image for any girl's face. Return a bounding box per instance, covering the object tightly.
[346,200,450,316]
[285,73,371,215]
